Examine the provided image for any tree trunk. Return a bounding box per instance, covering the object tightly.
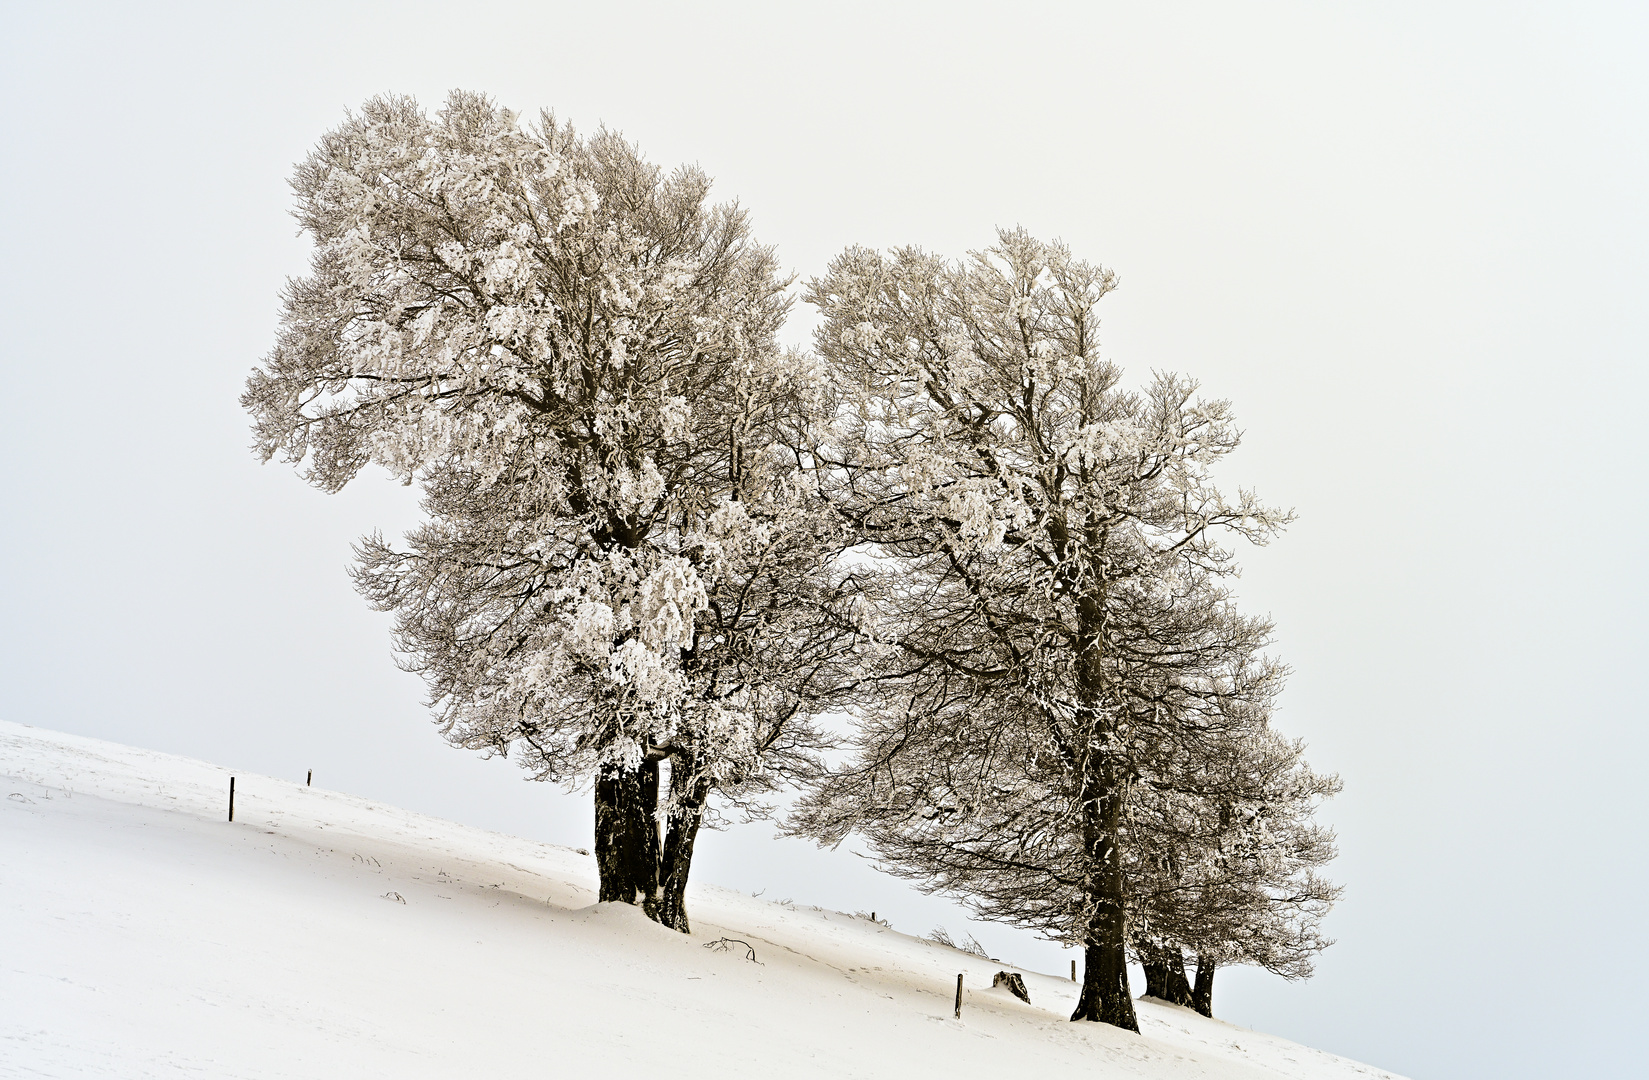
[1072,936,1138,1030]
[1164,948,1194,1007]
[594,758,660,906]
[1142,944,1194,1007]
[1067,589,1138,1032]
[652,765,710,934]
[1069,784,1138,1031]
[1142,951,1169,1001]
[1192,955,1216,1017]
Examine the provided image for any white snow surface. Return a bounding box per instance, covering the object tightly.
[0,720,1405,1080]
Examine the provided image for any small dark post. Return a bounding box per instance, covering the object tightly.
[954,973,964,1019]
[306,769,312,787]
[228,776,235,822]
[1071,959,1077,982]
[870,911,875,922]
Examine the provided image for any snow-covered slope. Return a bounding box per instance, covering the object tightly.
[0,720,1404,1080]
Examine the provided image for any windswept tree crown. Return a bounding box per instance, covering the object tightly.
[243,91,846,811]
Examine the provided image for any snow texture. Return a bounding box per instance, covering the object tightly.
[0,720,1404,1080]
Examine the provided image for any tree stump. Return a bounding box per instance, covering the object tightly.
[992,970,1031,1003]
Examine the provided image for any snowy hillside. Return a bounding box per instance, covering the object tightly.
[0,721,1404,1080]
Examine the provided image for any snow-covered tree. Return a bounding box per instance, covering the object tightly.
[243,92,854,931]
[1128,723,1341,1016]
[788,229,1291,1030]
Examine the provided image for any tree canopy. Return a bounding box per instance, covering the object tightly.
[244,92,854,931]
[787,230,1313,1029]
[247,95,1340,1024]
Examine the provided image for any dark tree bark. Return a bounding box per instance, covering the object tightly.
[992,971,1031,1003]
[1164,948,1195,1007]
[1067,594,1139,1032]
[652,764,711,934]
[1192,955,1216,1018]
[1072,935,1138,1029]
[1069,781,1139,1030]
[594,753,711,935]
[594,758,660,905]
[1142,944,1195,1007]
[1143,953,1169,1001]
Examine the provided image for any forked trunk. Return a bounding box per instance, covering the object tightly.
[1192,955,1216,1017]
[594,754,708,935]
[594,758,660,905]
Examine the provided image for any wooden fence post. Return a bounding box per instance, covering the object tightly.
[228,776,235,822]
[306,769,312,787]
[1071,959,1077,981]
[954,973,963,1019]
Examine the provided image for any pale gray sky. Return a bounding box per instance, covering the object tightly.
[2,3,1645,1077]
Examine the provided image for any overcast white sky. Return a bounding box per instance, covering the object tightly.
[2,3,1645,1077]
